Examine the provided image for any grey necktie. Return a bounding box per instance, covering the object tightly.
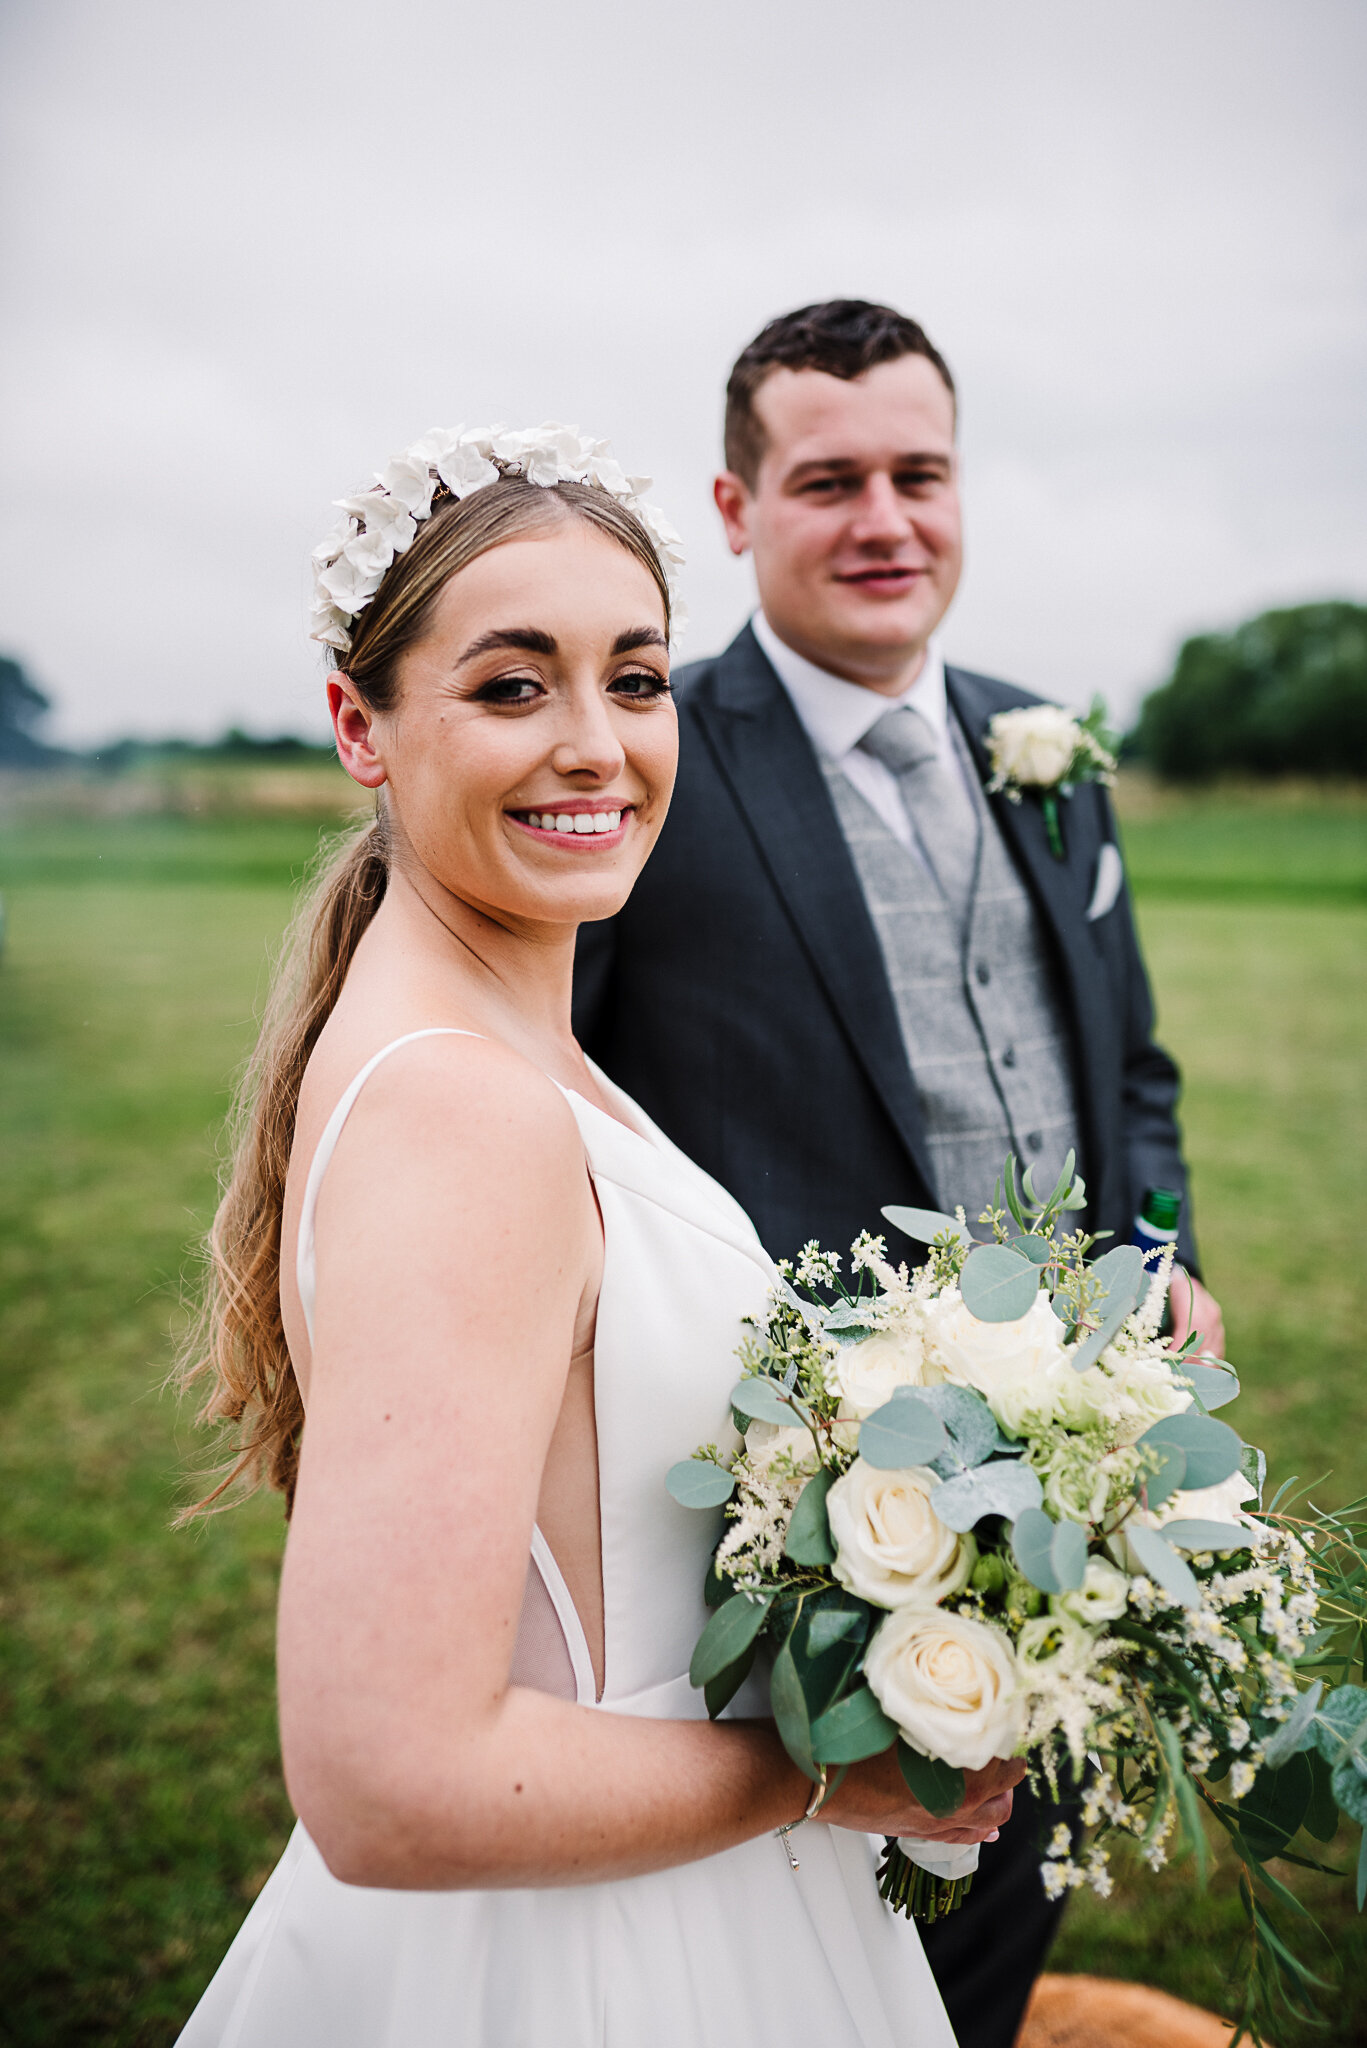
[859,705,979,925]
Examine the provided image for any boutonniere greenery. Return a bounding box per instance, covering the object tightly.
[984,700,1119,859]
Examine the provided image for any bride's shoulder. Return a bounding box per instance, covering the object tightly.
[296,1022,583,1194]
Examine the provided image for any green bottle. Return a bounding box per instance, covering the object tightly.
[1132,1186,1181,1260]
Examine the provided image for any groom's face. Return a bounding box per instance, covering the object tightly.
[716,354,962,688]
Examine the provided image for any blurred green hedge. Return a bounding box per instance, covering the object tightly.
[1135,601,1367,779]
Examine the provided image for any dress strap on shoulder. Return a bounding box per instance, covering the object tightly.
[296,1029,483,1343]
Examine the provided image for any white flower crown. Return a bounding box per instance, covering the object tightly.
[309,422,687,655]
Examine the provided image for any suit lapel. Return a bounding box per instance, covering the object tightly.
[695,628,935,1191]
[946,666,1112,1157]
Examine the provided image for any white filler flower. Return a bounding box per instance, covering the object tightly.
[828,1460,975,1609]
[866,1607,1025,1772]
[1054,1555,1130,1625]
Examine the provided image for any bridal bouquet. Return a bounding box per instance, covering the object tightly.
[667,1156,1367,2043]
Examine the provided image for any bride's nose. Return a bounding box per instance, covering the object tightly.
[548,686,628,784]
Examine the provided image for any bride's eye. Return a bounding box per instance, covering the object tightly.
[609,669,671,700]
[470,674,544,706]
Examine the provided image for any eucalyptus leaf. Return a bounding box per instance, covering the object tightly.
[704,1638,758,1720]
[859,1396,950,1471]
[665,1459,736,1510]
[1011,1505,1087,1593]
[896,1740,964,1819]
[1239,1443,1268,1507]
[810,1685,899,1765]
[1331,1752,1367,1828]
[915,1383,1003,1473]
[1013,1233,1053,1265]
[1305,1748,1341,1844]
[771,1638,819,1781]
[784,1468,837,1566]
[932,1459,1044,1532]
[806,1609,867,1657]
[825,1299,876,1331]
[882,1204,973,1250]
[1145,1443,1187,1510]
[729,1376,799,1429]
[1159,1518,1255,1554]
[1178,1361,1240,1412]
[1261,1681,1324,1769]
[775,1276,833,1341]
[1123,1520,1201,1609]
[1089,1243,1148,1311]
[1138,1412,1242,1491]
[1314,1685,1367,1763]
[959,1243,1040,1324]
[689,1591,774,1689]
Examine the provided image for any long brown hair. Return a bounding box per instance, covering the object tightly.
[176,473,671,1518]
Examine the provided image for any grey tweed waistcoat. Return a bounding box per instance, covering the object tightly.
[820,727,1080,1227]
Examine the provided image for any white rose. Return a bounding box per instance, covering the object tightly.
[926,1290,1067,1436]
[866,1607,1024,1772]
[828,1459,975,1609]
[988,705,1080,789]
[743,1419,818,1478]
[1053,1556,1129,1625]
[833,1326,937,1419]
[1155,1472,1265,1549]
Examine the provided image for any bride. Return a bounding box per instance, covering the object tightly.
[175,426,1022,2047]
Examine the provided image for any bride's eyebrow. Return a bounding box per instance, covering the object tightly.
[456,627,557,665]
[612,627,668,654]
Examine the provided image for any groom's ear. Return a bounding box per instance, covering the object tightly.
[713,472,753,558]
[328,677,389,790]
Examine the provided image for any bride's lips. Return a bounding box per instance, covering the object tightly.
[506,797,635,851]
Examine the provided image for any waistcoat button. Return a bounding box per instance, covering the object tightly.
[1001,1046,1017,1068]
[975,961,991,985]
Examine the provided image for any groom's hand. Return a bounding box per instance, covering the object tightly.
[821,1752,1025,1844]
[1167,1268,1226,1360]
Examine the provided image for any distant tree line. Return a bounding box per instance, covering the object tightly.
[1134,601,1367,780]
[0,653,333,769]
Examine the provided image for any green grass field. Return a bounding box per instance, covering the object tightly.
[1,775,1364,2043]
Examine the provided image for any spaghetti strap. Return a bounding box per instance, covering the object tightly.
[295,1029,484,1342]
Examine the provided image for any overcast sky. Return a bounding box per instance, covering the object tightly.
[2,0,1364,744]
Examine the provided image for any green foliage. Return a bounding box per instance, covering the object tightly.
[1135,601,1367,780]
[783,1469,837,1565]
[1012,1504,1088,1593]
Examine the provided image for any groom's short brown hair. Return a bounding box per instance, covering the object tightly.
[723,299,956,487]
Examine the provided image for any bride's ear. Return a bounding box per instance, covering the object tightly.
[328,675,389,790]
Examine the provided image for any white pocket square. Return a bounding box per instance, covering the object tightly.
[1086,842,1125,921]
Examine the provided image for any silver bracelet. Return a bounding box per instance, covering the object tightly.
[776,1768,829,1872]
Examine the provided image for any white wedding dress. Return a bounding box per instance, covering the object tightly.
[178,1031,956,2048]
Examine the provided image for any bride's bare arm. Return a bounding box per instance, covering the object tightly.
[278,1039,1014,1889]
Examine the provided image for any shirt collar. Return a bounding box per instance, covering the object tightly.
[751,610,949,764]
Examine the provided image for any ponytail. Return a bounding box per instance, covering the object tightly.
[175,815,388,1518]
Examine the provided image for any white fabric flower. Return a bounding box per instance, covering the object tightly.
[866,1607,1024,1771]
[987,705,1080,790]
[827,1459,974,1609]
[833,1326,938,1419]
[924,1289,1068,1436]
[309,421,686,650]
[1054,1556,1130,1625]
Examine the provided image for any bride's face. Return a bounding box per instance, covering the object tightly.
[331,519,677,929]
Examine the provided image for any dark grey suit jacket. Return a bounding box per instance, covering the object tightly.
[574,624,1199,1274]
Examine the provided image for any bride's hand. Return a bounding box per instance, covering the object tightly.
[817,1752,1026,1843]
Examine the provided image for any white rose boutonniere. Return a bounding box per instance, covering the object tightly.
[985,697,1118,859]
[865,1606,1025,1772]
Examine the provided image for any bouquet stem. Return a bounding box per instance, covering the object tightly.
[877,1840,974,1924]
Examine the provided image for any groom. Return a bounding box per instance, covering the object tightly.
[574,299,1222,2048]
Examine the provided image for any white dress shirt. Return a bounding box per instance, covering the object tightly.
[750,611,972,858]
